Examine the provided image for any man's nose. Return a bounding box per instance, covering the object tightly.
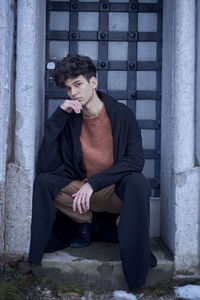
[71,87,77,96]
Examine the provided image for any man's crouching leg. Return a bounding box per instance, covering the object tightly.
[116,172,151,290]
[54,180,99,248]
[29,172,70,264]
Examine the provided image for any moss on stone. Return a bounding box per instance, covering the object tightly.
[0,264,84,299]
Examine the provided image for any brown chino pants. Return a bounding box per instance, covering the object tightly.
[54,180,122,224]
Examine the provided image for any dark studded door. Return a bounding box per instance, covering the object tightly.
[46,0,162,196]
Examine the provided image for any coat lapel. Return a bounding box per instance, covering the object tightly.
[100,92,119,163]
[69,113,86,178]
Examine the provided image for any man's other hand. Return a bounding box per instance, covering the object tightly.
[60,99,82,114]
[72,182,93,214]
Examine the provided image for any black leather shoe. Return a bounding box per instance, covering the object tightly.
[69,214,99,248]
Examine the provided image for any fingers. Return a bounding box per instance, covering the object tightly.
[60,100,82,114]
[72,193,90,214]
[72,183,93,214]
[85,194,90,211]
[70,101,82,114]
[72,193,78,212]
[81,194,87,212]
[72,193,86,214]
[76,194,83,214]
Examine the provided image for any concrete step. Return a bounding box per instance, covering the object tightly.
[32,238,173,292]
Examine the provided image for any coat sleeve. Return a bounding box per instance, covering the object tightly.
[38,106,72,172]
[87,112,144,192]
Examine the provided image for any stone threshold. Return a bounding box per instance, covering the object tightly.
[32,238,174,292]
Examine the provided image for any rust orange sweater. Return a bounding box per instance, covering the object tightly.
[80,103,114,178]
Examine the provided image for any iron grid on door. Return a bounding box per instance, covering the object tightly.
[46,0,162,196]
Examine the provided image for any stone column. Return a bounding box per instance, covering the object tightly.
[5,0,46,254]
[161,0,200,276]
[160,0,175,253]
[196,0,200,164]
[173,0,200,275]
[0,0,15,254]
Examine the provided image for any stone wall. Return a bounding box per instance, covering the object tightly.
[160,0,175,253]
[161,0,200,276]
[0,0,16,254]
[0,0,46,254]
[196,0,200,165]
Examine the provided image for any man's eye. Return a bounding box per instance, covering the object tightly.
[75,83,81,87]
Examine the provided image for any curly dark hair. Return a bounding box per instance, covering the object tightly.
[54,54,96,88]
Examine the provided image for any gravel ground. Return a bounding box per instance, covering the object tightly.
[0,273,177,300]
[25,287,176,300]
[0,262,193,300]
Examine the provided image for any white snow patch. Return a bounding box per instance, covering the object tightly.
[112,290,137,300]
[175,285,200,300]
[139,293,144,298]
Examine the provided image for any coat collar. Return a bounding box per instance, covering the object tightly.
[97,91,118,114]
[97,91,119,128]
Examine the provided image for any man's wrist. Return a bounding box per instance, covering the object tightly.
[84,181,94,193]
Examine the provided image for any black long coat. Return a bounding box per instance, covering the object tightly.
[29,91,151,289]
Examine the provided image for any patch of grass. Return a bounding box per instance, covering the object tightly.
[0,265,39,300]
[54,282,84,296]
[0,265,85,300]
[134,280,175,297]
[135,278,200,299]
[148,281,174,296]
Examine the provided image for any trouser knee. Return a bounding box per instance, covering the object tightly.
[119,173,150,194]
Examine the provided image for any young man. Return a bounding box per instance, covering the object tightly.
[29,54,155,290]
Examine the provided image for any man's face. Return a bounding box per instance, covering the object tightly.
[64,75,97,107]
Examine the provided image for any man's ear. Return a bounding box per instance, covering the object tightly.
[90,76,98,89]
